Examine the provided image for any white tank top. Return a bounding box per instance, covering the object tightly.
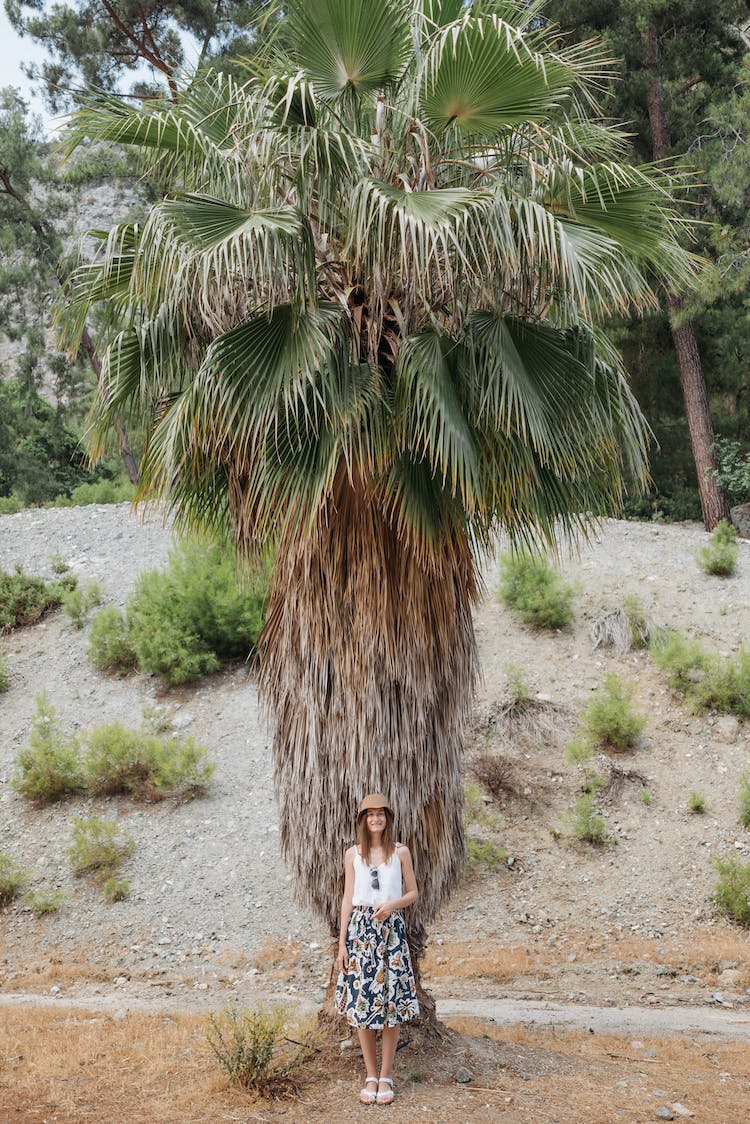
[352,847,403,908]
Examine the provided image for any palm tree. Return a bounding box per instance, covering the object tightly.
[61,0,696,1002]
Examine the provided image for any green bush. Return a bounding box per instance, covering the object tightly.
[689,791,707,815]
[207,1004,303,1093]
[124,538,271,684]
[623,595,650,649]
[580,674,647,751]
[14,697,212,805]
[0,852,30,905]
[0,655,8,692]
[13,694,84,803]
[465,837,508,871]
[67,815,134,886]
[711,437,750,507]
[0,566,74,632]
[24,888,66,916]
[651,631,750,716]
[565,738,594,766]
[63,581,103,629]
[0,494,23,515]
[50,477,135,507]
[713,857,750,926]
[568,794,607,845]
[697,520,739,577]
[499,552,575,630]
[87,605,138,674]
[82,721,213,801]
[739,773,750,829]
[102,876,130,903]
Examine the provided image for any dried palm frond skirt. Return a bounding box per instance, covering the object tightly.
[335,907,420,1029]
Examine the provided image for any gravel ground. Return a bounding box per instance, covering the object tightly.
[2,504,750,1020]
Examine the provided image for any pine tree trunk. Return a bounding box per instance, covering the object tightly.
[642,27,729,530]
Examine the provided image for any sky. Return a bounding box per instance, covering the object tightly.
[0,6,59,132]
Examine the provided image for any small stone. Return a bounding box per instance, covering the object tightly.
[671,1105,695,1119]
[49,985,61,997]
[655,1110,674,1121]
[339,1039,353,1052]
[455,1067,473,1084]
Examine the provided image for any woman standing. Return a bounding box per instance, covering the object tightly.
[335,793,420,1105]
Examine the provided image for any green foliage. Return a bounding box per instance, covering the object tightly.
[623,595,650,649]
[641,787,651,806]
[82,721,213,801]
[580,674,647,751]
[67,815,134,887]
[0,495,24,514]
[739,773,750,829]
[87,605,138,674]
[206,1003,300,1092]
[12,693,84,803]
[503,663,531,703]
[567,794,607,846]
[50,554,70,574]
[62,581,103,628]
[565,738,594,766]
[51,477,135,507]
[499,553,575,630]
[711,438,750,507]
[463,780,499,829]
[124,538,271,685]
[0,655,9,692]
[688,791,707,815]
[102,876,130,903]
[14,695,212,804]
[713,857,750,926]
[465,837,507,871]
[24,887,66,915]
[0,565,73,632]
[697,520,739,577]
[0,852,30,905]
[651,631,750,716]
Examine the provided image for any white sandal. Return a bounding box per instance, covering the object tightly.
[359,1076,378,1104]
[376,1077,394,1105]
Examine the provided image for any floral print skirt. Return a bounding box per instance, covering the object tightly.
[335,906,420,1029]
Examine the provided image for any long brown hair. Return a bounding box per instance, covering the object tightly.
[357,806,395,866]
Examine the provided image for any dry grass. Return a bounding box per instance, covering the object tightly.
[423,941,540,984]
[2,1003,748,1124]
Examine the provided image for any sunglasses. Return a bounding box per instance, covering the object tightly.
[370,868,380,890]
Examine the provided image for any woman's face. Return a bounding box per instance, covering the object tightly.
[366,807,387,834]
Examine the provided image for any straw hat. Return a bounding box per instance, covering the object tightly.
[357,792,394,819]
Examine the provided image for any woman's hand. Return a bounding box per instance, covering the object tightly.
[373,901,394,922]
[337,942,349,972]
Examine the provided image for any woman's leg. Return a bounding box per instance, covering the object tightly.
[357,1027,379,1078]
[379,1025,399,1078]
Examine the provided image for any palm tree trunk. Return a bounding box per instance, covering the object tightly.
[258,463,479,1029]
[642,27,729,530]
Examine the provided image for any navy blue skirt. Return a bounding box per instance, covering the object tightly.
[335,906,420,1029]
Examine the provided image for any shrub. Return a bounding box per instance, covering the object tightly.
[102,876,130,903]
[641,787,652,806]
[0,852,30,905]
[713,858,750,926]
[0,655,8,692]
[67,815,134,888]
[739,773,750,829]
[472,752,517,798]
[50,477,135,507]
[697,520,739,577]
[651,631,750,717]
[565,738,594,766]
[580,674,646,751]
[50,554,70,574]
[623,595,650,649]
[465,837,507,871]
[0,566,74,632]
[498,552,575,630]
[568,794,607,845]
[24,888,66,916]
[689,791,707,815]
[82,722,213,801]
[87,606,137,674]
[123,538,271,685]
[13,694,83,803]
[0,494,23,515]
[63,581,103,629]
[710,437,750,507]
[207,1004,303,1094]
[463,780,498,829]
